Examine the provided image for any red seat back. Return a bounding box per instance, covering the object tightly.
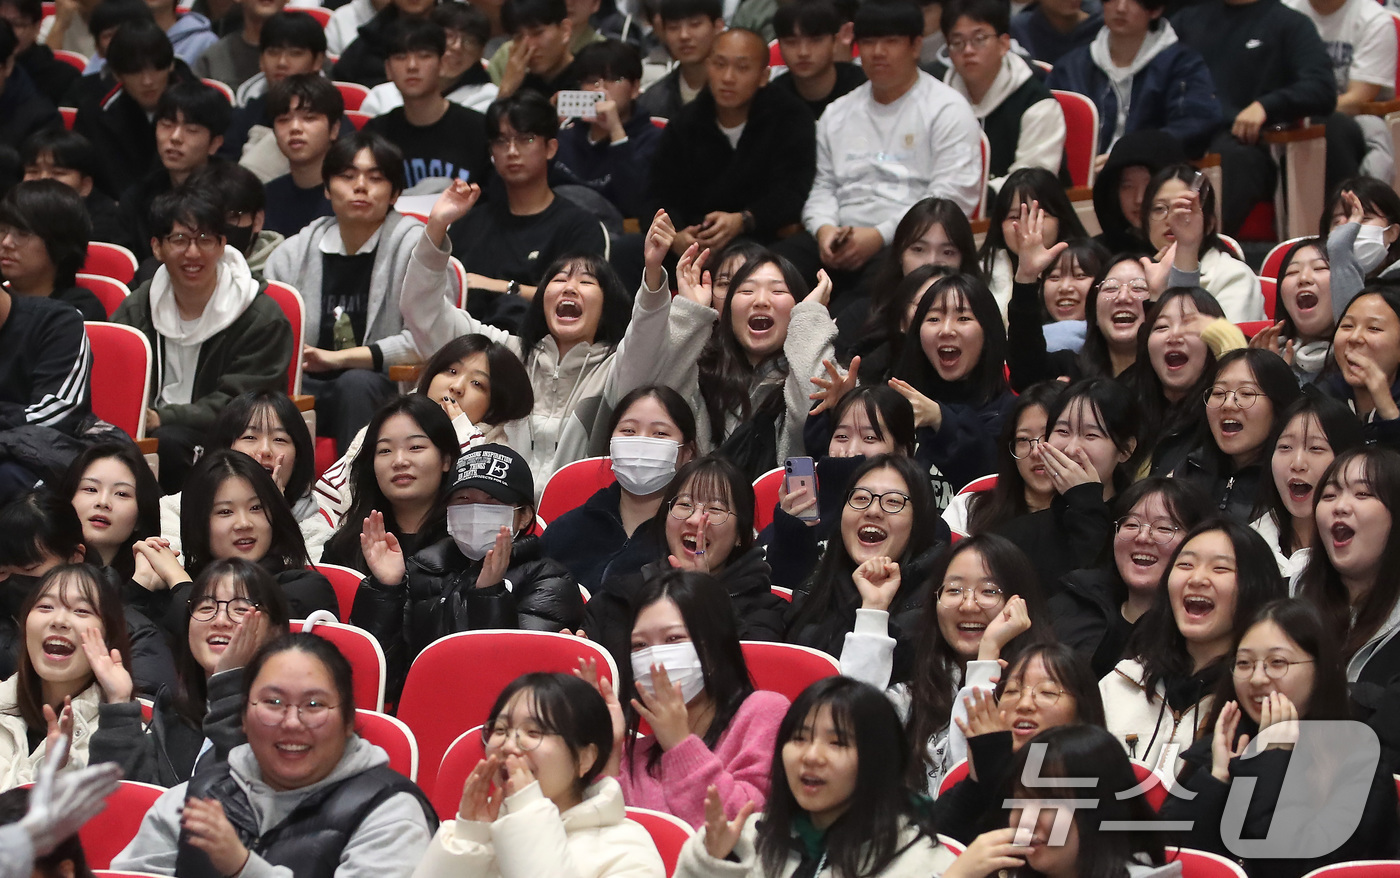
[262,281,305,395]
[1262,236,1309,283]
[938,758,972,796]
[355,708,418,780]
[75,272,130,319]
[85,322,151,440]
[345,109,371,130]
[83,242,138,284]
[1166,847,1249,877]
[752,466,784,533]
[740,641,837,702]
[958,473,998,495]
[1050,90,1099,188]
[334,80,370,110]
[60,106,77,129]
[78,780,165,868]
[538,457,615,524]
[291,617,386,712]
[310,562,363,620]
[53,49,87,70]
[431,725,486,819]
[1259,276,1277,320]
[626,807,693,877]
[300,6,331,25]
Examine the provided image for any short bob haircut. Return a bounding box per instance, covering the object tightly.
[518,253,633,354]
[485,89,560,140]
[180,450,312,576]
[1043,376,1142,495]
[1040,237,1110,323]
[1272,237,1329,341]
[894,272,1009,407]
[827,385,916,457]
[620,569,756,775]
[259,9,327,54]
[57,443,162,578]
[573,38,643,83]
[149,187,226,241]
[208,390,317,505]
[106,19,173,74]
[322,130,407,200]
[241,632,356,728]
[757,677,936,878]
[0,179,91,288]
[154,81,232,137]
[853,0,923,40]
[415,334,535,426]
[1322,176,1400,274]
[1110,475,1213,553]
[653,456,756,560]
[606,384,699,454]
[173,558,292,726]
[19,128,101,181]
[0,489,90,572]
[15,564,131,729]
[266,72,344,126]
[1255,394,1363,556]
[996,642,1107,729]
[485,672,615,793]
[387,16,447,55]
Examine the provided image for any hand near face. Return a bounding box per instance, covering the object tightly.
[941,827,1030,878]
[1247,321,1295,366]
[458,755,505,823]
[360,510,406,586]
[631,663,690,751]
[808,355,859,416]
[643,210,677,283]
[1210,700,1251,782]
[702,786,756,861]
[1256,691,1300,751]
[804,269,833,309]
[42,698,74,768]
[501,753,536,797]
[475,526,513,589]
[80,627,132,703]
[1011,201,1068,285]
[852,556,901,612]
[887,378,943,431]
[214,609,269,675]
[1032,441,1099,494]
[979,595,1031,661]
[956,687,1008,741]
[675,242,713,307]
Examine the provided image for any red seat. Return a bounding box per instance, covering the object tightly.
[1237,320,1273,339]
[76,272,130,319]
[937,834,966,856]
[299,5,332,26]
[86,322,152,440]
[538,457,615,524]
[768,39,784,66]
[449,256,468,309]
[432,725,486,819]
[291,616,386,712]
[1237,202,1276,243]
[77,780,165,869]
[1259,276,1277,320]
[262,280,305,395]
[398,630,617,799]
[1167,847,1250,878]
[334,80,371,111]
[1262,236,1309,282]
[1302,863,1400,878]
[356,708,418,780]
[740,641,837,702]
[973,132,990,220]
[83,242,138,284]
[200,78,234,103]
[345,109,371,130]
[752,466,784,533]
[60,106,77,129]
[1050,90,1099,188]
[771,585,793,602]
[95,872,172,877]
[958,473,997,495]
[627,807,693,877]
[52,49,87,70]
[311,562,363,620]
[650,117,667,129]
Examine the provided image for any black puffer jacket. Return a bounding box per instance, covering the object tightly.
[351,535,585,698]
[1050,567,1137,679]
[1169,449,1265,525]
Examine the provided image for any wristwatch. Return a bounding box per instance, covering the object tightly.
[506,279,520,296]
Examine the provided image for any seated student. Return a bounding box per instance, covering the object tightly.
[333,0,438,88]
[187,163,282,280]
[445,92,607,325]
[364,17,491,190]
[0,563,131,790]
[0,20,60,153]
[636,0,724,121]
[88,558,290,786]
[553,39,662,221]
[111,188,293,491]
[1,0,79,110]
[0,180,104,321]
[1172,0,1336,236]
[1010,0,1102,65]
[1090,128,1187,256]
[941,0,1066,197]
[193,0,285,88]
[417,672,667,878]
[143,0,216,68]
[118,80,231,260]
[265,132,448,454]
[672,676,960,878]
[360,1,500,115]
[224,11,328,176]
[977,168,1087,315]
[770,0,865,119]
[260,73,340,236]
[19,128,133,252]
[59,443,161,584]
[1323,176,1400,294]
[57,0,151,105]
[1322,285,1400,444]
[352,442,586,697]
[650,28,815,255]
[490,0,601,96]
[110,633,437,876]
[786,0,982,293]
[1047,0,1220,160]
[1160,599,1400,878]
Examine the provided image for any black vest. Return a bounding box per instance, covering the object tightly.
[175,761,438,878]
[981,74,1072,186]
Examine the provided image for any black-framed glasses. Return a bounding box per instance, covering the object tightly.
[938,585,1005,608]
[1114,517,1181,545]
[1204,387,1263,409]
[481,723,552,751]
[846,488,910,514]
[669,498,734,525]
[247,697,338,728]
[1009,437,1043,460]
[162,231,222,252]
[1232,657,1314,680]
[189,597,259,621]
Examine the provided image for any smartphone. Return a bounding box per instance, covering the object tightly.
[556,90,602,120]
[784,457,819,522]
[1188,169,1206,194]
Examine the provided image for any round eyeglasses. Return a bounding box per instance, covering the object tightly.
[1114,517,1181,545]
[482,723,550,751]
[938,585,1005,609]
[1231,657,1313,680]
[1204,387,1263,409]
[247,697,338,728]
[846,488,910,514]
[189,597,259,622]
[1009,437,1043,460]
[999,684,1065,707]
[669,498,734,525]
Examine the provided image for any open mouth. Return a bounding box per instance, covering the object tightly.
[1219,418,1243,436]
[1055,296,1079,312]
[88,514,111,529]
[1288,480,1313,502]
[937,346,961,368]
[857,524,888,545]
[233,537,258,552]
[1296,291,1319,311]
[1130,551,1159,568]
[1164,351,1189,369]
[681,533,703,553]
[1011,719,1039,736]
[748,314,775,332]
[1111,310,1137,327]
[275,743,313,756]
[1331,521,1355,547]
[555,299,583,321]
[43,636,75,659]
[956,621,987,637]
[798,774,826,793]
[1182,595,1215,619]
[206,634,231,651]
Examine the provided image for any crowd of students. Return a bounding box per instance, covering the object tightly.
[5,0,1400,872]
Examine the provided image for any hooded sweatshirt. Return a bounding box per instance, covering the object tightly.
[1090,22,1178,148]
[1091,129,1189,255]
[166,12,219,67]
[945,51,1066,194]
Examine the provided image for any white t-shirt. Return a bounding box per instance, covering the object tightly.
[1286,0,1397,95]
[718,120,746,149]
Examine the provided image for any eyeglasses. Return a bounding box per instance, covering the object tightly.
[846,488,911,514]
[1000,684,1066,707]
[948,32,997,52]
[247,697,339,728]
[189,597,259,621]
[162,231,223,252]
[1204,387,1264,409]
[1149,203,1173,221]
[1114,517,1180,545]
[491,134,541,151]
[482,723,552,751]
[0,224,38,244]
[669,498,735,525]
[1099,280,1151,298]
[1231,657,1314,680]
[938,585,1005,608]
[1009,437,1044,460]
[580,76,628,88]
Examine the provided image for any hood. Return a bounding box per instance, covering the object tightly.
[560,777,627,829]
[227,734,389,833]
[169,11,213,39]
[1092,129,1188,254]
[946,52,1034,117]
[244,230,285,272]
[149,246,261,344]
[1089,19,1178,83]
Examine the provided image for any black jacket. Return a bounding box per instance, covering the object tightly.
[1091,130,1188,256]
[17,45,81,107]
[0,65,61,150]
[1348,616,1400,775]
[331,7,402,87]
[1050,567,1137,679]
[647,85,816,241]
[993,482,1114,601]
[634,68,685,122]
[1169,449,1265,525]
[351,534,586,699]
[72,62,196,198]
[1005,279,1086,391]
[538,483,665,594]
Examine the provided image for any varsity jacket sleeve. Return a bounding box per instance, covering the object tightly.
[988,97,1066,195]
[1257,14,1338,124]
[802,114,841,235]
[0,304,91,434]
[398,233,517,362]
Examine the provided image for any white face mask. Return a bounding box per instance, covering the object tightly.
[446,503,515,560]
[609,436,680,496]
[1353,223,1394,274]
[631,641,706,703]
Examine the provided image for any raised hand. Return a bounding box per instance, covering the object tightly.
[702,786,755,860]
[360,510,405,586]
[808,356,860,416]
[182,799,249,877]
[1342,348,1400,420]
[42,699,74,769]
[1256,691,1300,751]
[1211,700,1250,782]
[631,664,690,751]
[804,269,834,308]
[852,556,901,612]
[667,513,710,573]
[1032,441,1100,494]
[1247,321,1295,365]
[80,627,132,703]
[428,180,482,238]
[1141,243,1177,298]
[888,378,942,431]
[1012,201,1069,284]
[1167,188,1205,268]
[1343,190,1367,227]
[979,595,1032,661]
[955,687,1007,740]
[676,242,713,308]
[475,526,513,589]
[644,210,677,291]
[502,753,537,796]
[214,609,269,675]
[942,828,1031,878]
[575,658,625,748]
[458,755,504,822]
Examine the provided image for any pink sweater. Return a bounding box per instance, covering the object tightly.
[617,689,790,829]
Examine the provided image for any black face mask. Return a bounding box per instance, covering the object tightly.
[225,224,254,254]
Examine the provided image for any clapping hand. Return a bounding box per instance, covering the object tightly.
[360,510,405,586]
[702,786,755,860]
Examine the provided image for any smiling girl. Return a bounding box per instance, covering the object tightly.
[947,383,1062,539]
[1325,286,1400,444]
[978,169,1089,317]
[1253,239,1334,383]
[59,443,161,580]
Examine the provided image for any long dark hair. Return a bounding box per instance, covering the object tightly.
[415,333,535,426]
[517,253,633,355]
[1298,447,1400,661]
[905,534,1049,787]
[1077,253,1146,379]
[1129,518,1285,693]
[487,672,615,794]
[977,168,1087,280]
[621,569,756,776]
[1253,394,1364,556]
[855,264,956,376]
[893,273,1008,407]
[1274,237,1330,342]
[1132,286,1227,450]
[180,450,310,576]
[57,443,160,579]
[966,382,1064,534]
[1043,377,1142,496]
[323,395,459,567]
[1141,164,1227,259]
[828,385,916,457]
[172,559,291,726]
[756,677,937,878]
[866,197,980,316]
[607,384,699,452]
[208,390,316,506]
[997,643,1106,728]
[696,252,808,447]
